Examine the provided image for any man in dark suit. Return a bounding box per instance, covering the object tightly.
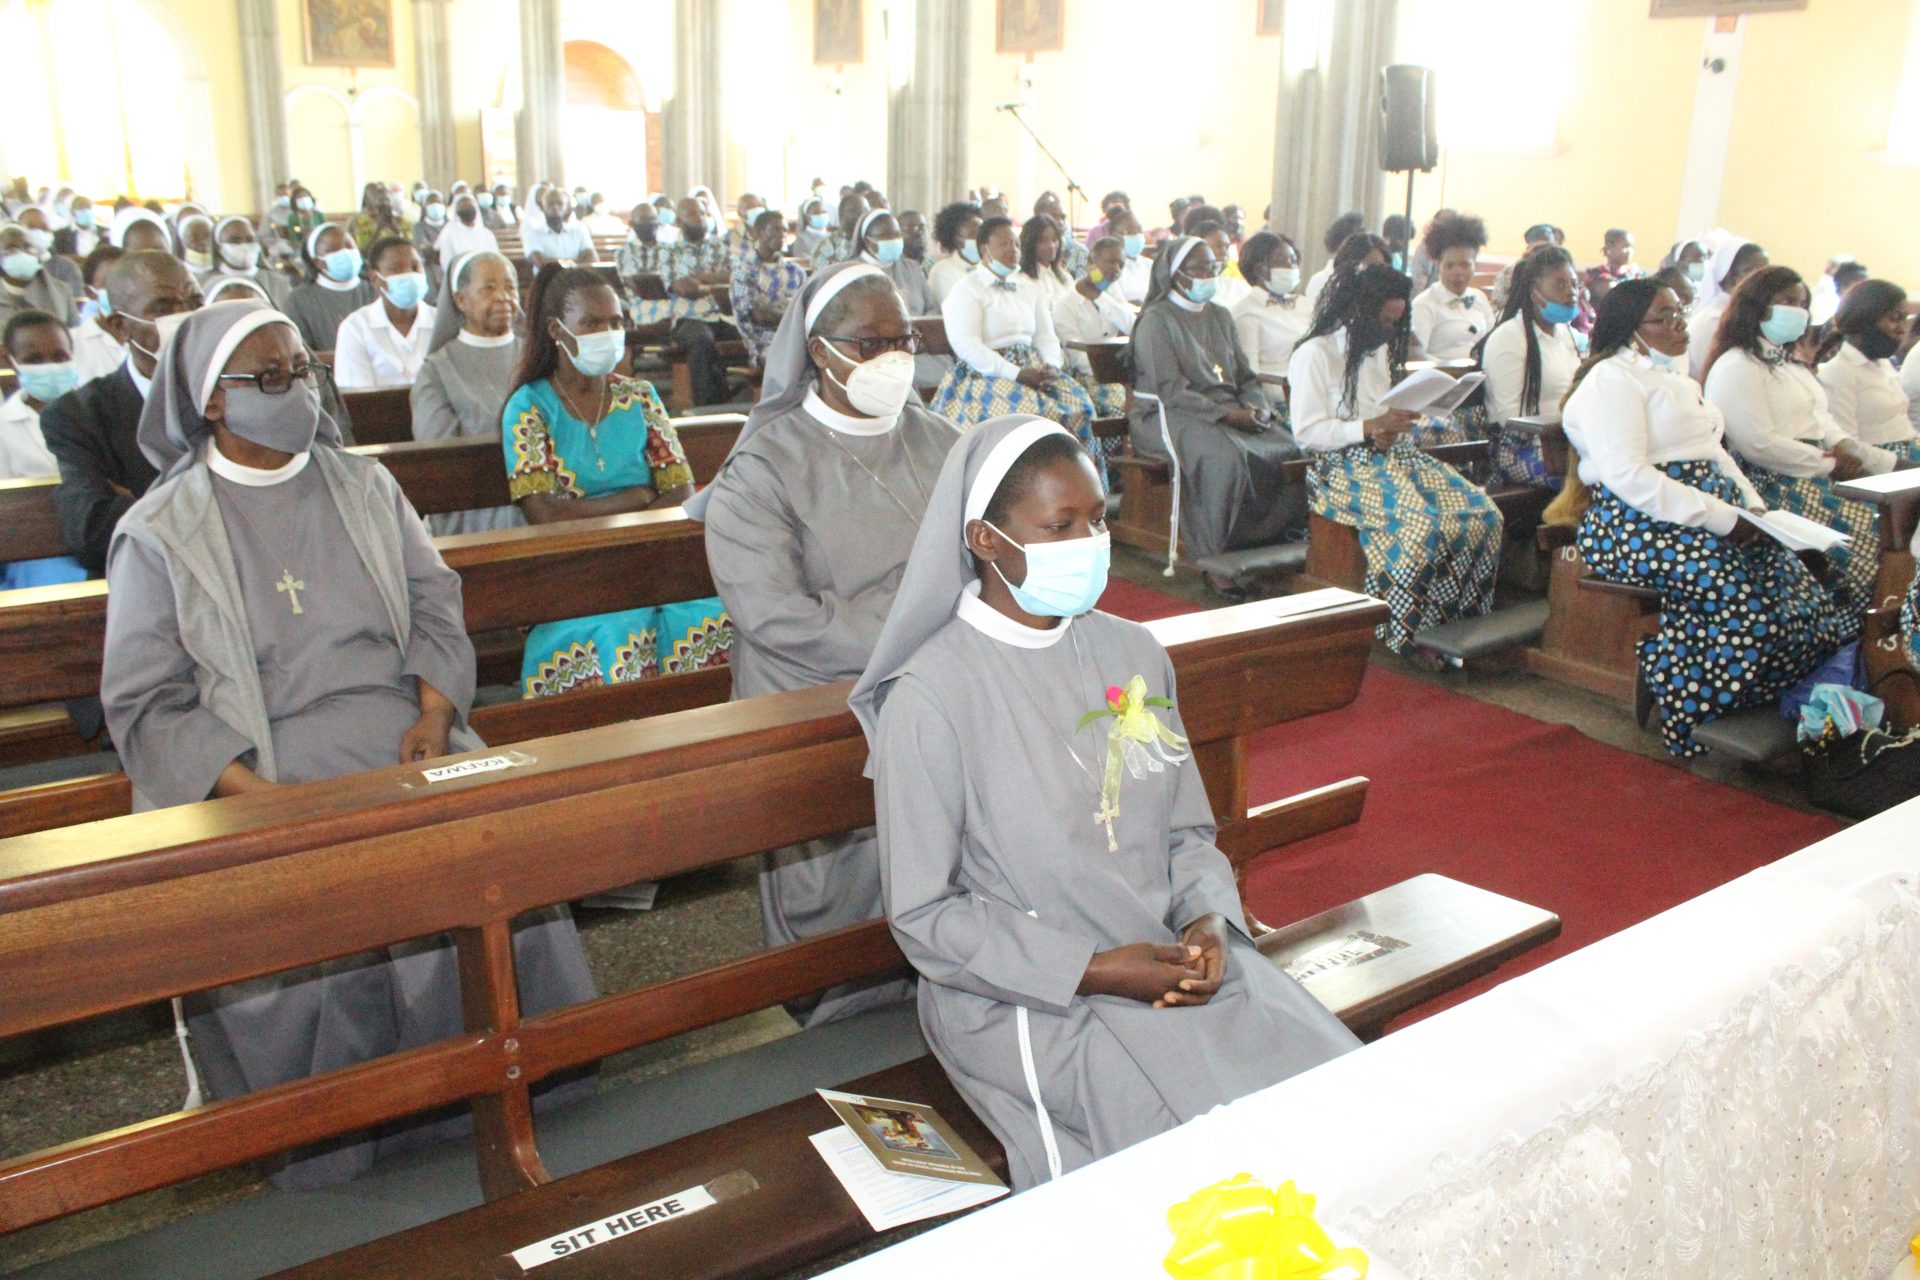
[39,251,201,572]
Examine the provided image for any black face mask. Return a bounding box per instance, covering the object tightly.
[1353,319,1395,352]
[457,207,476,225]
[1854,329,1901,361]
[546,212,566,231]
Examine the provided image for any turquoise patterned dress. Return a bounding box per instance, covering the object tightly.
[501,375,730,696]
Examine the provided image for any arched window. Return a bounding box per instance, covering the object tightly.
[0,0,202,199]
[563,40,661,202]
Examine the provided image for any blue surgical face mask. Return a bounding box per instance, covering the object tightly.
[986,256,1015,279]
[1684,261,1706,284]
[73,208,94,229]
[424,203,446,224]
[1644,344,1682,373]
[1760,304,1810,346]
[1391,252,1406,272]
[1182,275,1218,304]
[559,322,624,378]
[808,212,830,231]
[320,246,362,282]
[985,522,1111,618]
[1,251,39,282]
[295,195,315,212]
[478,192,496,208]
[1539,299,1579,326]
[382,271,428,309]
[16,361,77,402]
[870,237,904,265]
[960,242,981,264]
[1122,233,1145,259]
[656,207,676,226]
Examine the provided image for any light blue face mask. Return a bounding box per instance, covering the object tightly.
[870,237,904,265]
[1122,233,1145,258]
[1182,274,1218,304]
[382,271,428,309]
[986,256,1016,279]
[478,192,496,208]
[1684,261,1706,284]
[1,251,39,283]
[1539,299,1579,326]
[985,522,1111,618]
[16,361,77,402]
[73,208,94,229]
[1760,304,1810,346]
[320,246,362,282]
[559,322,625,378]
[657,207,677,226]
[808,212,830,231]
[960,242,981,264]
[1645,345,1682,373]
[1391,252,1406,272]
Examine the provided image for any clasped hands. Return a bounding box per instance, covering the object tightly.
[1078,913,1230,1009]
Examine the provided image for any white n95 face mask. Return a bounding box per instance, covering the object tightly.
[825,346,916,419]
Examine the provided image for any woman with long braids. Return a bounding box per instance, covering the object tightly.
[1289,264,1504,652]
[1705,266,1904,629]
[1476,243,1582,486]
[501,263,728,699]
[1552,279,1848,757]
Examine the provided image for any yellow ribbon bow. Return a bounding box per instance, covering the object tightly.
[1078,674,1190,852]
[1163,1175,1369,1280]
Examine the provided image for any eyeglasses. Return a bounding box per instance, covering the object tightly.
[217,363,328,394]
[819,331,923,360]
[1640,309,1689,330]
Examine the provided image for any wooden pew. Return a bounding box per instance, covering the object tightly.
[341,386,413,446]
[0,596,1389,1246]
[1836,469,1920,727]
[1512,419,1657,706]
[0,475,69,564]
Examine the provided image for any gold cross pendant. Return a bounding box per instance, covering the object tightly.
[276,570,306,615]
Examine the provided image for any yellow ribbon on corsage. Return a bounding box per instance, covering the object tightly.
[1164,1175,1368,1280]
[1077,674,1191,852]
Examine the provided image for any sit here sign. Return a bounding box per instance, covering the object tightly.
[506,1171,756,1271]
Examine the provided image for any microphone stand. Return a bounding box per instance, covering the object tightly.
[996,102,1088,231]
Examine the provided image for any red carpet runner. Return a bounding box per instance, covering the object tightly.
[1098,576,1842,1027]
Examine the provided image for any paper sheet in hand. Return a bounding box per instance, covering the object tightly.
[1380,369,1485,416]
[1737,509,1851,553]
[809,1128,1007,1232]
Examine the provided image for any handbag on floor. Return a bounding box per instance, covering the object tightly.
[1800,672,1920,819]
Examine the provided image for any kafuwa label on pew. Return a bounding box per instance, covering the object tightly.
[506,1171,757,1271]
[416,751,531,785]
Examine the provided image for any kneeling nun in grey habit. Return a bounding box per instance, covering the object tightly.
[850,415,1357,1191]
[101,299,595,1190]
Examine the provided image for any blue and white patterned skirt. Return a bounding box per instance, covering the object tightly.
[931,342,1096,443]
[521,597,731,698]
[1576,460,1850,757]
[1736,459,1876,631]
[1308,439,1504,653]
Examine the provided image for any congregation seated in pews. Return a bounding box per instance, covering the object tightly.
[3,153,1920,1280]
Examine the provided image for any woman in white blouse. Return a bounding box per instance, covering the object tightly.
[1017,214,1074,313]
[1478,244,1582,486]
[1553,279,1847,758]
[1230,232,1308,421]
[1288,264,1503,653]
[927,201,983,306]
[1410,212,1494,360]
[1704,266,1901,627]
[1819,279,1919,465]
[1052,235,1134,420]
[332,237,436,390]
[929,216,1094,439]
[433,192,500,265]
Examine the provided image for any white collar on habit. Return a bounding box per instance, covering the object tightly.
[317,273,361,293]
[1168,290,1207,313]
[803,386,896,437]
[956,578,1071,649]
[204,436,311,486]
[457,327,516,348]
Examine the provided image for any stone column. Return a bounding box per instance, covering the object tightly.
[518,0,565,188]
[413,0,457,189]
[886,0,969,216]
[236,0,290,213]
[663,0,723,195]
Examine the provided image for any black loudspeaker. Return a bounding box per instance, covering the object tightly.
[1379,65,1439,172]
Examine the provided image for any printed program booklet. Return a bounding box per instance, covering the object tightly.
[1380,368,1485,416]
[812,1089,1008,1231]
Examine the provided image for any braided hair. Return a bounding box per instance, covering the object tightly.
[1302,264,1412,418]
[1475,244,1574,416]
[1308,232,1391,329]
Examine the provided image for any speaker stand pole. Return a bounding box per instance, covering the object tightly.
[1403,170,1415,236]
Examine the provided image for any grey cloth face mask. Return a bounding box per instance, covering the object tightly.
[222,380,321,454]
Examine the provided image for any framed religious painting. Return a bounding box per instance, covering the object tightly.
[301,0,395,68]
[1649,0,1805,14]
[815,0,864,66]
[997,0,1065,54]
[1257,0,1284,35]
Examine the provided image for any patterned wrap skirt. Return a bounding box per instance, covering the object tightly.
[521,596,731,698]
[1576,460,1849,758]
[1886,439,1920,466]
[931,342,1097,444]
[1308,439,1504,653]
[1735,458,1877,630]
[1905,570,1920,669]
[1489,426,1562,490]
